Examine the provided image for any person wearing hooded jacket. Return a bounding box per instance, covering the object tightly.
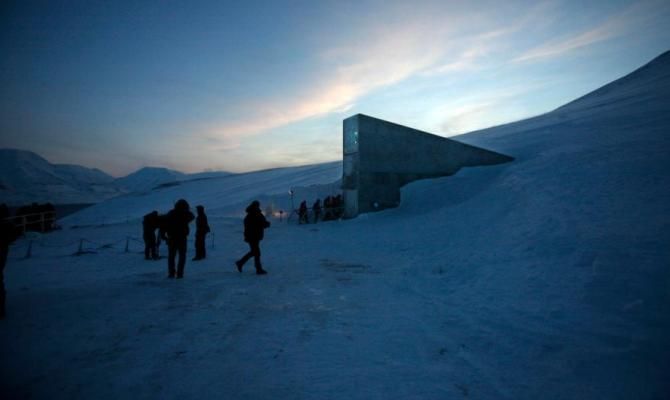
[235,200,270,275]
[142,210,160,260]
[165,199,195,278]
[192,205,210,261]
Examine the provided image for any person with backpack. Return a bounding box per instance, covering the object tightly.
[164,199,195,279]
[142,210,160,260]
[235,200,270,275]
[192,205,210,261]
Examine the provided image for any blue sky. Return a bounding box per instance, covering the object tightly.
[1,0,669,176]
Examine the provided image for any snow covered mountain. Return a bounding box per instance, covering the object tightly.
[0,149,234,205]
[0,149,122,205]
[113,167,232,193]
[113,166,188,193]
[2,51,669,399]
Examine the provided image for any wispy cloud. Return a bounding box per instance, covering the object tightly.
[200,20,453,147]
[433,80,553,135]
[185,2,563,166]
[178,0,661,172]
[422,1,558,76]
[514,1,658,63]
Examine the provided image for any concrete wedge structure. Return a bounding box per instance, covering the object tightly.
[342,114,514,218]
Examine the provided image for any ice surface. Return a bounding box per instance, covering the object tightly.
[1,52,669,399]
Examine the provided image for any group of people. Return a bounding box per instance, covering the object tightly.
[298,195,344,224]
[142,199,270,278]
[0,197,279,319]
[142,202,210,278]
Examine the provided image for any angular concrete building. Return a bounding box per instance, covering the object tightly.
[342,114,513,218]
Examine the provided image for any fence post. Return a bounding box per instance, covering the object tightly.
[25,240,33,259]
[125,237,129,253]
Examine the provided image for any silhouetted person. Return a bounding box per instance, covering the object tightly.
[333,194,343,219]
[312,199,322,223]
[323,196,333,221]
[165,199,195,278]
[192,205,210,261]
[142,211,160,260]
[298,200,309,224]
[235,200,270,275]
[1,204,20,319]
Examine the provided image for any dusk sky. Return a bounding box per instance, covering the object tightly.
[1,0,669,176]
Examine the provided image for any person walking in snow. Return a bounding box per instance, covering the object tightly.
[164,199,195,278]
[1,204,20,319]
[235,200,270,275]
[192,205,210,261]
[142,210,160,260]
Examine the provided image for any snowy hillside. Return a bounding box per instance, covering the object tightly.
[2,51,669,400]
[0,149,122,205]
[113,167,233,194]
[113,167,188,193]
[0,150,235,206]
[63,162,342,227]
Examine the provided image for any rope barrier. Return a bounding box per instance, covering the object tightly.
[7,230,219,259]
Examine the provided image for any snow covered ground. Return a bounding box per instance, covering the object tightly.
[1,52,669,399]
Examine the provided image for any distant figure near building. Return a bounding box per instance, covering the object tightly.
[323,196,333,220]
[164,199,195,279]
[298,200,309,224]
[235,200,270,275]
[1,204,20,319]
[142,211,160,260]
[312,199,322,223]
[333,195,343,219]
[192,205,210,261]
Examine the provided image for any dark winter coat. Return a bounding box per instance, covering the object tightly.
[165,209,195,240]
[196,213,210,234]
[244,204,270,243]
[157,215,169,240]
[142,212,159,235]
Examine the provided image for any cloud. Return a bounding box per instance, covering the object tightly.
[199,20,453,147]
[422,1,559,76]
[514,1,658,63]
[433,80,552,135]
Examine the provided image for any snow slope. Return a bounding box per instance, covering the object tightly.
[113,167,187,193]
[1,52,669,399]
[0,149,122,205]
[112,167,233,194]
[63,161,342,227]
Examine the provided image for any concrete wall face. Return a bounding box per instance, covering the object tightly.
[342,114,513,218]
